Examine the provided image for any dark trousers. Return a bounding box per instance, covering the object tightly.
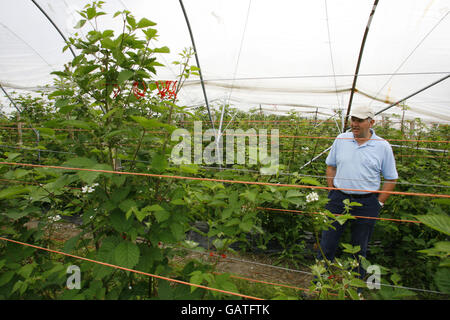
[317,189,381,278]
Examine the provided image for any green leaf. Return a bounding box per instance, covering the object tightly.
[142,28,157,40]
[117,69,134,84]
[300,177,321,186]
[110,186,131,204]
[104,129,127,140]
[17,263,35,279]
[77,163,112,184]
[189,271,204,292]
[241,189,258,202]
[152,46,170,54]
[349,278,367,288]
[63,234,81,254]
[179,164,199,174]
[5,153,21,161]
[439,258,450,268]
[12,280,25,295]
[170,223,185,241]
[333,213,356,225]
[61,120,94,130]
[130,207,149,222]
[239,220,253,232]
[286,189,303,198]
[49,90,74,99]
[287,197,303,206]
[434,267,450,293]
[418,241,450,258]
[50,71,68,78]
[64,157,96,168]
[112,174,126,187]
[151,153,168,172]
[126,15,137,28]
[97,236,120,263]
[0,271,15,286]
[102,29,114,37]
[346,288,360,300]
[110,210,133,233]
[75,64,99,76]
[145,204,164,212]
[100,37,116,50]
[74,19,87,29]
[341,243,360,254]
[119,199,136,213]
[0,186,29,200]
[415,214,450,236]
[154,210,170,223]
[137,18,157,28]
[432,198,450,206]
[36,127,56,136]
[3,206,39,220]
[208,200,227,208]
[114,241,140,269]
[221,208,233,220]
[130,116,174,130]
[170,198,186,205]
[55,98,70,109]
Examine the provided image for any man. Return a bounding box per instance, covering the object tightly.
[317,105,398,276]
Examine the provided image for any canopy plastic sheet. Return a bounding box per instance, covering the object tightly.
[0,0,449,123]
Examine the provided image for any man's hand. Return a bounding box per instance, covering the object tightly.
[326,166,337,188]
[378,179,397,205]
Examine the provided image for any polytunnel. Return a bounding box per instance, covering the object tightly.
[1,1,450,303]
[0,0,449,123]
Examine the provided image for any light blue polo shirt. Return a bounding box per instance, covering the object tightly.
[326,129,398,194]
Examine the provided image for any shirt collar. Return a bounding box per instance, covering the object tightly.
[350,128,377,146]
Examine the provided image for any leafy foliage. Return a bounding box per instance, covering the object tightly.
[0,1,449,300]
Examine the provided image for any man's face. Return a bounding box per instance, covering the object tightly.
[351,116,374,138]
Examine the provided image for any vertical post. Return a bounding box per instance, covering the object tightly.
[178,0,215,132]
[344,0,379,129]
[17,113,23,146]
[400,104,406,135]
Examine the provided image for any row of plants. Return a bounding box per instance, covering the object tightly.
[0,1,449,300]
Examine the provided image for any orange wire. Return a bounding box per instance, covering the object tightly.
[0,161,448,198]
[257,207,422,224]
[1,125,449,143]
[0,178,425,224]
[0,236,262,300]
[0,126,89,132]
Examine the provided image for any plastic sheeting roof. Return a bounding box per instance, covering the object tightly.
[1,0,449,123]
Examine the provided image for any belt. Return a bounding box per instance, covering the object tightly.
[336,190,374,198]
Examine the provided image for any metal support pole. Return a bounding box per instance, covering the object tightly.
[31,0,76,58]
[179,0,215,131]
[375,74,450,116]
[344,0,379,129]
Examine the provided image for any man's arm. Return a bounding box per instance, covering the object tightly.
[378,179,397,205]
[326,165,337,188]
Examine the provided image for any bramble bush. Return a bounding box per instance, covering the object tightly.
[0,1,449,300]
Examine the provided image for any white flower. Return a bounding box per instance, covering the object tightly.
[48,215,61,222]
[82,183,99,194]
[306,192,319,203]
